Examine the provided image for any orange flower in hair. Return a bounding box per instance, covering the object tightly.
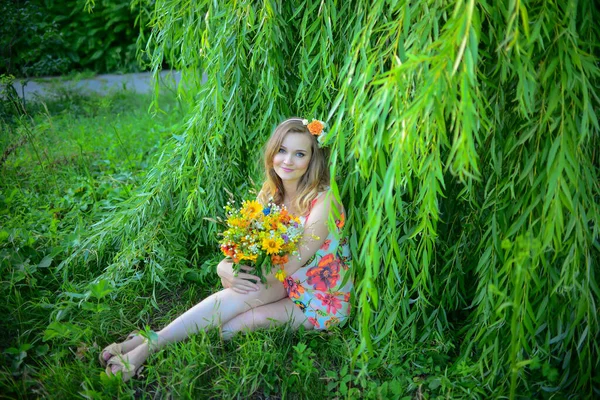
[302,118,328,147]
[306,120,324,136]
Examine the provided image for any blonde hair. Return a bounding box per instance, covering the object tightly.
[257,117,330,216]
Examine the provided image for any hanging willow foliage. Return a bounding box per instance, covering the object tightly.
[69,0,599,396]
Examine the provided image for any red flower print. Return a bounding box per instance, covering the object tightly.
[344,292,351,302]
[283,277,305,299]
[320,239,331,251]
[308,317,320,328]
[306,254,341,291]
[316,293,342,315]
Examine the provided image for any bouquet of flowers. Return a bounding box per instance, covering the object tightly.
[219,199,303,282]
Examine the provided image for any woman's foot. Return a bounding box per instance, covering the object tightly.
[99,331,144,366]
[105,342,152,382]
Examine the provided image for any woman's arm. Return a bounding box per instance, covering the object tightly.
[280,191,342,277]
[219,191,343,284]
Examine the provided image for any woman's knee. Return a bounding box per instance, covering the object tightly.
[255,281,287,303]
[210,286,285,317]
[248,308,280,329]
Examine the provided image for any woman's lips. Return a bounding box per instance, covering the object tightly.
[281,167,293,172]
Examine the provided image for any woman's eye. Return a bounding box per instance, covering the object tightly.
[278,148,286,154]
[296,152,305,158]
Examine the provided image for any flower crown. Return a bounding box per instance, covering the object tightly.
[302,119,327,147]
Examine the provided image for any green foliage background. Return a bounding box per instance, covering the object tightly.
[24,0,600,397]
[0,0,151,77]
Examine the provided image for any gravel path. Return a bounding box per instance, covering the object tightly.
[10,70,182,100]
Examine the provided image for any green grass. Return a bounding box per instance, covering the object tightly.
[0,88,489,399]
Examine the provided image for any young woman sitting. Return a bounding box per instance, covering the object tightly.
[100,117,353,381]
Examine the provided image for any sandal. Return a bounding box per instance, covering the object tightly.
[98,330,139,367]
[105,354,143,382]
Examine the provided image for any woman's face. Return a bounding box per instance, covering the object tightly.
[272,132,313,185]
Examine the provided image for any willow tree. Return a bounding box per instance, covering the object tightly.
[68,0,599,396]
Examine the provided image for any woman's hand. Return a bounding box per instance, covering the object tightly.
[217,260,261,294]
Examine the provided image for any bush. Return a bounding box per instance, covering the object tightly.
[0,0,152,77]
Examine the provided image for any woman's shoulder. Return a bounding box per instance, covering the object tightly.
[309,187,345,218]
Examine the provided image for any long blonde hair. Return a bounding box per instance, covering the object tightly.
[257,117,330,216]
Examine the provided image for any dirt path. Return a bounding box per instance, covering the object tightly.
[10,70,183,100]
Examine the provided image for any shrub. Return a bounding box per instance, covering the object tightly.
[0,0,153,77]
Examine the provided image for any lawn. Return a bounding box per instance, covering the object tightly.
[0,88,484,399]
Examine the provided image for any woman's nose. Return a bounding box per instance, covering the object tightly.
[284,154,293,164]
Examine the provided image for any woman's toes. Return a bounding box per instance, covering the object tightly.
[102,351,112,362]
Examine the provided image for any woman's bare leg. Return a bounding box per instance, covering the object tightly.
[101,279,263,363]
[106,281,287,377]
[220,297,314,340]
[155,284,286,345]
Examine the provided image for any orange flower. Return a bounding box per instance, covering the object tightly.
[335,213,345,229]
[307,120,324,136]
[271,254,289,265]
[221,244,236,257]
[278,209,291,224]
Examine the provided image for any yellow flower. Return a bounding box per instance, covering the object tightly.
[228,217,248,229]
[241,200,263,219]
[275,268,286,282]
[262,237,283,254]
[240,252,258,262]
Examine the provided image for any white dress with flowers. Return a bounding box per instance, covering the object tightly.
[283,192,353,330]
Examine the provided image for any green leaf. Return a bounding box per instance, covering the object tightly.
[38,255,52,269]
[88,279,112,300]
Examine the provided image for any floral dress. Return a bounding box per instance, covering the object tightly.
[283,192,353,330]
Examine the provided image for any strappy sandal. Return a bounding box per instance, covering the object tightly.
[105,354,143,382]
[98,330,139,367]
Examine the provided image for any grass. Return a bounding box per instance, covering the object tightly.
[0,87,488,399]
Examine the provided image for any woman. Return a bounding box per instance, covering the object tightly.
[101,117,353,381]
